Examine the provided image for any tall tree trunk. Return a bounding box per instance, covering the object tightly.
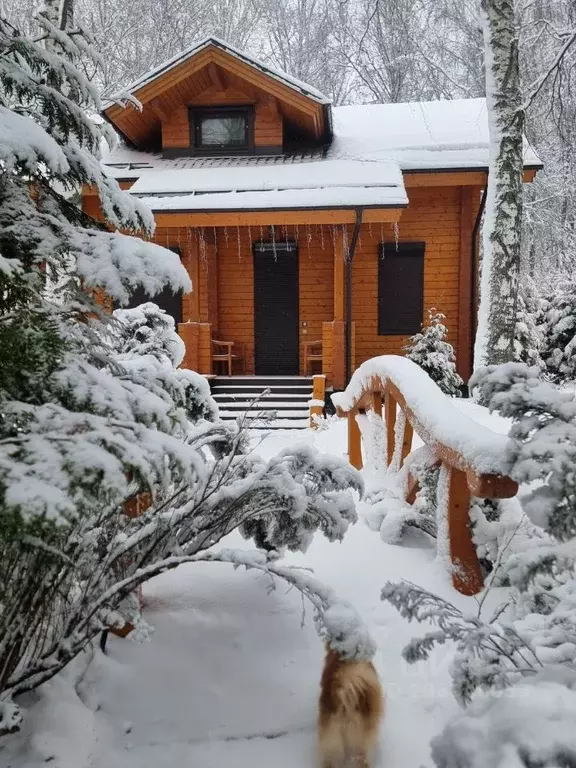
[474,0,524,371]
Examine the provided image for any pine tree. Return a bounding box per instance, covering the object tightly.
[540,280,576,382]
[513,281,544,369]
[0,4,368,731]
[404,309,464,396]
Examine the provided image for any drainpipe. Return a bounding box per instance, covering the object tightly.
[345,207,364,384]
[470,183,488,376]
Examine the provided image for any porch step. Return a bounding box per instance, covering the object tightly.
[211,376,315,430]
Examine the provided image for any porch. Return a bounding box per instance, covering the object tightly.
[167,222,377,391]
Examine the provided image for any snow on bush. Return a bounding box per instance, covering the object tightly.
[382,362,576,766]
[0,6,368,732]
[403,308,463,396]
[540,279,576,382]
[431,670,576,768]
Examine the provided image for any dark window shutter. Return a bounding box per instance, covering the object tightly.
[378,242,425,335]
[124,247,183,326]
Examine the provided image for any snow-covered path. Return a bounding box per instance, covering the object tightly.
[4,420,487,768]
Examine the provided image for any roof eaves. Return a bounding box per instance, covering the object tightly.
[102,35,331,110]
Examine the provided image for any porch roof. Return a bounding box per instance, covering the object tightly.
[128,159,408,212]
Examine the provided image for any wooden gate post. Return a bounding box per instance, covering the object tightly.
[384,387,396,466]
[348,410,363,470]
[448,467,484,595]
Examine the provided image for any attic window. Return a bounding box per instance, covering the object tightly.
[190,106,253,155]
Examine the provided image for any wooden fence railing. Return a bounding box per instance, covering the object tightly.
[332,357,518,596]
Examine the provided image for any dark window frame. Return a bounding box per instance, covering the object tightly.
[121,246,184,327]
[377,241,425,336]
[189,105,254,156]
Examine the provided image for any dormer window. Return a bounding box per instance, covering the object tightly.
[190,106,253,155]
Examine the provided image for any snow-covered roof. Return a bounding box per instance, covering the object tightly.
[98,98,542,211]
[130,160,408,212]
[331,99,541,170]
[102,36,331,108]
[101,98,542,185]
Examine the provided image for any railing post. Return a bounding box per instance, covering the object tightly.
[448,467,484,595]
[401,421,414,466]
[384,386,396,467]
[310,375,326,429]
[348,410,363,470]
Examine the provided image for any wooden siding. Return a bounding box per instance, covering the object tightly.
[104,45,326,149]
[214,225,333,374]
[161,86,282,151]
[351,187,471,369]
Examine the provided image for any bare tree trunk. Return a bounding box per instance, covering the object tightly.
[474,0,524,371]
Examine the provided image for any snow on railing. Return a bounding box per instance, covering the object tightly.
[332,356,518,596]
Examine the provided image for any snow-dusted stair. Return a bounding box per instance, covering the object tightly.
[211,376,314,429]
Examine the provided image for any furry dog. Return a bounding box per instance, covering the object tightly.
[318,644,384,767]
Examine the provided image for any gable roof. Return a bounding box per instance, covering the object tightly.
[102,36,331,108]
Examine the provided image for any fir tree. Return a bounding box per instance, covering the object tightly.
[513,281,544,369]
[404,309,463,396]
[540,280,576,382]
[0,3,368,731]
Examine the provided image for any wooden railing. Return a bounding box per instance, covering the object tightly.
[332,357,518,596]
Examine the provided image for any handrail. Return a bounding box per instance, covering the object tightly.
[332,356,518,596]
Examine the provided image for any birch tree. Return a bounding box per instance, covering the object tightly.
[473,0,525,370]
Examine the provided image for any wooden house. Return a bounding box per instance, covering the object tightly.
[83,36,541,424]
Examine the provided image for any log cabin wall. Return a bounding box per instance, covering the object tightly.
[82,184,482,381]
[213,225,334,375]
[161,88,283,153]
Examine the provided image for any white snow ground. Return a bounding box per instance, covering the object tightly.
[2,415,505,768]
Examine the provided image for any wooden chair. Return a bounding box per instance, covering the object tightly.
[212,339,245,376]
[303,340,323,375]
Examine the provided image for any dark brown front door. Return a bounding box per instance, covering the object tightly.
[253,242,299,375]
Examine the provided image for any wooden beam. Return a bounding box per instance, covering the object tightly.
[403,169,537,188]
[348,411,362,469]
[149,97,170,122]
[457,186,475,381]
[152,208,404,228]
[447,466,484,595]
[208,62,226,91]
[334,228,345,321]
[203,230,218,329]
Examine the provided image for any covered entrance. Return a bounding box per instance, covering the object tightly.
[253,242,299,376]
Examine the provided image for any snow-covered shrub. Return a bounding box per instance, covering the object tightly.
[403,309,463,396]
[110,302,186,367]
[0,6,366,731]
[430,670,576,768]
[540,280,576,382]
[382,362,576,765]
[513,281,544,369]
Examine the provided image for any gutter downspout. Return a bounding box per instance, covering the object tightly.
[345,207,364,384]
[470,182,488,376]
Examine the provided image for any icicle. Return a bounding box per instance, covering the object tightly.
[306,224,312,258]
[236,226,241,260]
[330,225,337,248]
[224,225,230,246]
[393,221,399,249]
[271,225,277,260]
[248,225,253,255]
[380,222,385,253]
[295,224,300,243]
[342,224,349,262]
[320,224,325,250]
[285,224,289,247]
[368,221,373,240]
[259,225,264,244]
[198,228,207,264]
[212,226,218,252]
